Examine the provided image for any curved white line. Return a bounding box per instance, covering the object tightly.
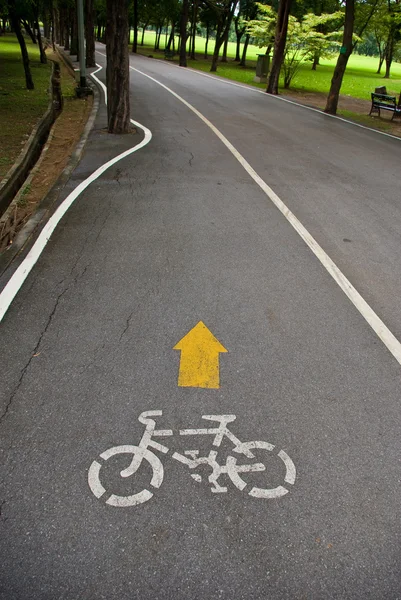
[0,63,152,323]
[122,60,401,366]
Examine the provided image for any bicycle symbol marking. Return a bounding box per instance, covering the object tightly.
[88,411,296,508]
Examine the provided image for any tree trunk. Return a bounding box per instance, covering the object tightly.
[35,20,47,63]
[22,19,37,44]
[43,14,50,39]
[211,1,237,72]
[166,24,175,50]
[221,34,229,62]
[265,44,272,73]
[190,0,198,59]
[204,26,209,58]
[51,8,56,49]
[210,22,223,71]
[96,23,101,41]
[235,30,243,61]
[179,0,189,67]
[9,10,34,89]
[64,15,70,50]
[384,29,394,79]
[312,52,319,70]
[266,0,292,94]
[132,0,138,52]
[70,4,78,56]
[376,55,384,74]
[141,24,148,45]
[106,0,130,133]
[384,56,392,78]
[53,8,60,44]
[59,9,65,46]
[324,0,354,114]
[239,33,249,67]
[85,0,96,67]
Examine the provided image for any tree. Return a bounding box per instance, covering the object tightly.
[324,0,378,114]
[190,0,199,59]
[206,0,238,72]
[32,0,47,63]
[248,6,341,89]
[85,0,96,66]
[266,0,293,93]
[132,0,138,51]
[246,3,276,48]
[301,10,343,69]
[179,0,189,66]
[368,1,389,73]
[199,5,216,58]
[70,1,78,55]
[106,0,131,133]
[324,0,354,114]
[234,0,258,62]
[383,0,401,78]
[7,1,34,89]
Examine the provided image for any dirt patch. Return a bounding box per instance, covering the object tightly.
[0,50,93,252]
[281,89,401,136]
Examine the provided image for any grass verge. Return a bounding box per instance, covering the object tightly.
[0,33,51,179]
[134,31,401,101]
[0,48,93,251]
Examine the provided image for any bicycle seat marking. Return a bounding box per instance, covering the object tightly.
[88,411,296,508]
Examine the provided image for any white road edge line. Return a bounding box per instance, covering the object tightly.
[132,50,401,143]
[0,63,152,323]
[107,52,401,365]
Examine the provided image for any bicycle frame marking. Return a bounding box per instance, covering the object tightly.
[88,411,296,508]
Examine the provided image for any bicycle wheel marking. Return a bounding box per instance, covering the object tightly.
[249,485,289,499]
[106,489,154,507]
[87,411,297,508]
[88,443,164,508]
[279,450,297,485]
[88,461,106,499]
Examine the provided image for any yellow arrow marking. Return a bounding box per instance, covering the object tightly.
[173,321,228,389]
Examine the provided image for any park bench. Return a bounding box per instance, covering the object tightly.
[164,49,175,60]
[369,92,401,121]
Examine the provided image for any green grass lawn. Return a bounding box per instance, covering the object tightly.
[134,30,401,101]
[0,34,51,179]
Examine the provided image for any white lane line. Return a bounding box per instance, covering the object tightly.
[99,53,401,365]
[0,63,152,323]
[122,49,401,143]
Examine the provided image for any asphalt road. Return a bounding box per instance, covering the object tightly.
[0,47,400,599]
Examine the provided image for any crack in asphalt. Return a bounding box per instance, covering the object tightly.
[119,310,135,342]
[189,152,194,167]
[113,168,123,185]
[94,200,113,245]
[0,288,68,427]
[73,264,89,286]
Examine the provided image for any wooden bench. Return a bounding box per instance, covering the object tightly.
[369,92,401,121]
[164,49,175,60]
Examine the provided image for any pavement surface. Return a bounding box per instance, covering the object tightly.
[0,46,400,599]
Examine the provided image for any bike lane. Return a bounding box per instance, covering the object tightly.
[0,51,400,599]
